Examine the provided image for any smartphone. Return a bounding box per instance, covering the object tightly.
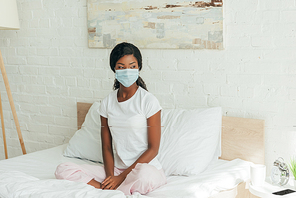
[272,189,296,195]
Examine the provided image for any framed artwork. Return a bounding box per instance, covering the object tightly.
[87,0,223,49]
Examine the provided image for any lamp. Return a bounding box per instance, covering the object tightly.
[0,0,26,159]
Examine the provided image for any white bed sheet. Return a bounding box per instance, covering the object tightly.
[0,144,252,198]
[0,144,96,179]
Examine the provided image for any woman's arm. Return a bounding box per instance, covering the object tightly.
[101,116,115,178]
[102,110,161,190]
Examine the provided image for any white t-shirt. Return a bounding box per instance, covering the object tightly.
[98,87,162,170]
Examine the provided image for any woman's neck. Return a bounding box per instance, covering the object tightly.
[117,83,139,102]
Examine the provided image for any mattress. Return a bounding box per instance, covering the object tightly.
[0,144,252,198]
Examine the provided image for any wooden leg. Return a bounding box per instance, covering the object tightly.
[0,92,8,159]
[0,50,26,155]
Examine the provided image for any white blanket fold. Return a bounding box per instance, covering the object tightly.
[0,171,125,198]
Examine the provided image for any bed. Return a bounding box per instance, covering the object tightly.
[0,102,264,198]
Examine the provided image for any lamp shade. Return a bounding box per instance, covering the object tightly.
[0,0,20,30]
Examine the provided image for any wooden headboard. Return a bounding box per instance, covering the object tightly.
[77,102,265,164]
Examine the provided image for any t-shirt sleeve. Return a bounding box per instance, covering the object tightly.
[145,93,162,118]
[97,97,108,118]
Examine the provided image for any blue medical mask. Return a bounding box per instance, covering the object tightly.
[115,69,139,88]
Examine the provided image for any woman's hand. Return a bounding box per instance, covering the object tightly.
[101,175,125,190]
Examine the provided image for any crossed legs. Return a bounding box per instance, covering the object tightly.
[55,162,166,195]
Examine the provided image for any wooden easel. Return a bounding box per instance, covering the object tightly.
[0,50,26,159]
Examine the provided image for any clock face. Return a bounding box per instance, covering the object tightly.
[271,167,280,184]
[271,166,289,185]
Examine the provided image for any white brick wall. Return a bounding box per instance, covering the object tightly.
[0,0,296,173]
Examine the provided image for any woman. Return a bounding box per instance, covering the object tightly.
[55,42,166,195]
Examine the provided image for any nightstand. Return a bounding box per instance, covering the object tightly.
[249,178,296,198]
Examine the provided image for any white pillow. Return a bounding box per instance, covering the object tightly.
[63,102,103,162]
[158,107,222,176]
[64,103,222,175]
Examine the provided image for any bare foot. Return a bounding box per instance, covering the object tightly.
[87,179,102,189]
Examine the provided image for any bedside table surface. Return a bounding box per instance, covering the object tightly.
[249,179,295,198]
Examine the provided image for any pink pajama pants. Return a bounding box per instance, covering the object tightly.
[55,162,167,195]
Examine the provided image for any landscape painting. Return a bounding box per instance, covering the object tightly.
[87,0,223,49]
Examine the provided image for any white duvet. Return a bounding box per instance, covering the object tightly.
[0,158,251,198]
[0,170,126,198]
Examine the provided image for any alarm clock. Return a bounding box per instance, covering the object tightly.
[270,157,289,186]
